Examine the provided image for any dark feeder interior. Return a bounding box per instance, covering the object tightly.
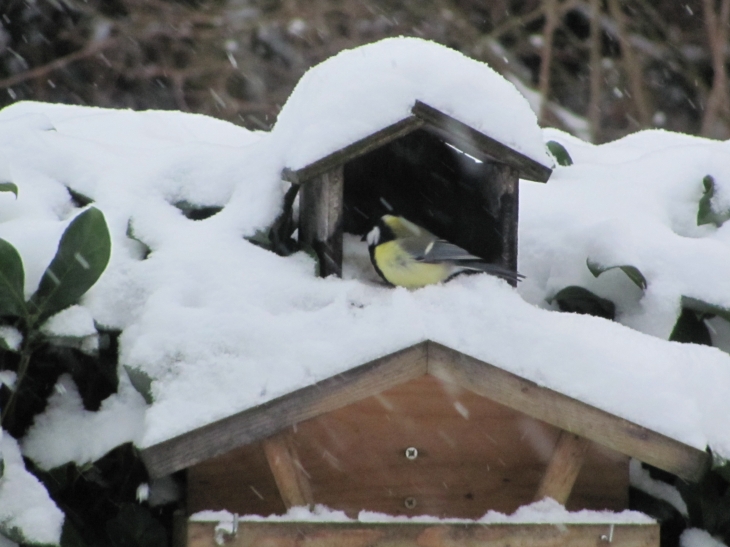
[343,128,517,269]
[284,101,552,281]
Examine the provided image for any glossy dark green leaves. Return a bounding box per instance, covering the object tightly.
[546,140,573,166]
[0,183,18,198]
[30,208,111,323]
[697,175,730,227]
[681,296,730,323]
[550,286,616,320]
[0,238,26,319]
[587,260,648,290]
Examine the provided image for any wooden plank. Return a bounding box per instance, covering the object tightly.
[262,430,314,509]
[140,343,429,478]
[426,342,710,482]
[187,521,659,547]
[412,101,553,183]
[487,162,519,282]
[299,165,344,278]
[282,115,424,184]
[186,375,628,519]
[534,431,590,504]
[291,375,627,518]
[187,442,284,516]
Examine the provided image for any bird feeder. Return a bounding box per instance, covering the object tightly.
[140,342,707,547]
[281,101,553,279]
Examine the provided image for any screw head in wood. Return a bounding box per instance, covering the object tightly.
[404,497,417,509]
[405,447,418,460]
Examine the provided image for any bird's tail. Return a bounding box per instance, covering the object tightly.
[459,262,525,283]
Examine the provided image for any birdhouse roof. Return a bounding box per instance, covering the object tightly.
[271,37,552,178]
[282,101,552,184]
[139,340,709,481]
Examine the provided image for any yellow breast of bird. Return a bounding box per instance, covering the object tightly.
[374,241,451,289]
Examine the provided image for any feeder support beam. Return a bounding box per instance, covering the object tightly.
[534,431,590,504]
[263,430,314,509]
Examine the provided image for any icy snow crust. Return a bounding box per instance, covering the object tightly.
[0,432,64,544]
[272,37,551,170]
[190,498,655,524]
[0,38,728,469]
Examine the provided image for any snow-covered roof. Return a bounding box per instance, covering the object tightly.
[1,38,728,479]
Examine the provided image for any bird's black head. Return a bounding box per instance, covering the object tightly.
[363,216,396,248]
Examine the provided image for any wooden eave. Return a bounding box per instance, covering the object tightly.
[281,101,553,185]
[139,341,709,482]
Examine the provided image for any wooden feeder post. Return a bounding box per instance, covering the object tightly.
[298,165,345,278]
[492,164,519,274]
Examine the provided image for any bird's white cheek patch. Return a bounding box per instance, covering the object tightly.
[366,226,380,246]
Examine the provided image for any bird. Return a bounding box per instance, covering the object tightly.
[364,214,523,289]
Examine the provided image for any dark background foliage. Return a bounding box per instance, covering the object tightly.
[1,0,728,142]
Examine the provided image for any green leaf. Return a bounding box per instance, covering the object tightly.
[681,296,730,323]
[697,175,730,227]
[66,187,94,208]
[0,238,26,319]
[587,260,648,290]
[173,200,222,221]
[126,220,151,260]
[0,183,18,198]
[124,366,153,404]
[546,140,573,166]
[670,308,712,345]
[550,286,616,320]
[29,208,111,324]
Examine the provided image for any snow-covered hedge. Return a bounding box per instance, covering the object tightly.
[0,37,728,546]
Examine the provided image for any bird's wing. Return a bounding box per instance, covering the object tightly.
[418,239,483,263]
[417,239,524,281]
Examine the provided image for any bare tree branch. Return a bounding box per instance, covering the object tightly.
[701,0,730,138]
[0,38,120,91]
[588,0,603,142]
[538,0,560,124]
[607,0,652,128]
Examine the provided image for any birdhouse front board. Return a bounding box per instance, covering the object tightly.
[187,374,628,519]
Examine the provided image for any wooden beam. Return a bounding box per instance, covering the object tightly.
[262,430,314,509]
[188,521,659,547]
[299,165,344,278]
[488,162,519,281]
[282,116,424,184]
[412,101,553,183]
[140,342,428,478]
[534,431,590,504]
[426,342,710,482]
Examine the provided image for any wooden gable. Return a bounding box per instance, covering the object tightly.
[141,341,709,491]
[187,373,629,519]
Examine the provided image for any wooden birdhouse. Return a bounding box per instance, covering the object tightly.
[282,101,553,279]
[139,341,708,547]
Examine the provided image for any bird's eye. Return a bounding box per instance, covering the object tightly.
[366,226,380,246]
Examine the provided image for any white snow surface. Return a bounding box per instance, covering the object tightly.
[629,459,688,517]
[681,529,729,547]
[0,431,64,544]
[272,37,551,170]
[0,37,727,475]
[190,498,654,524]
[21,373,146,470]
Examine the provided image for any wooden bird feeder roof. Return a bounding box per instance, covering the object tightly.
[140,340,709,483]
[282,101,553,185]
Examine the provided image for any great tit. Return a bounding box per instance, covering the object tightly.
[365,214,522,289]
